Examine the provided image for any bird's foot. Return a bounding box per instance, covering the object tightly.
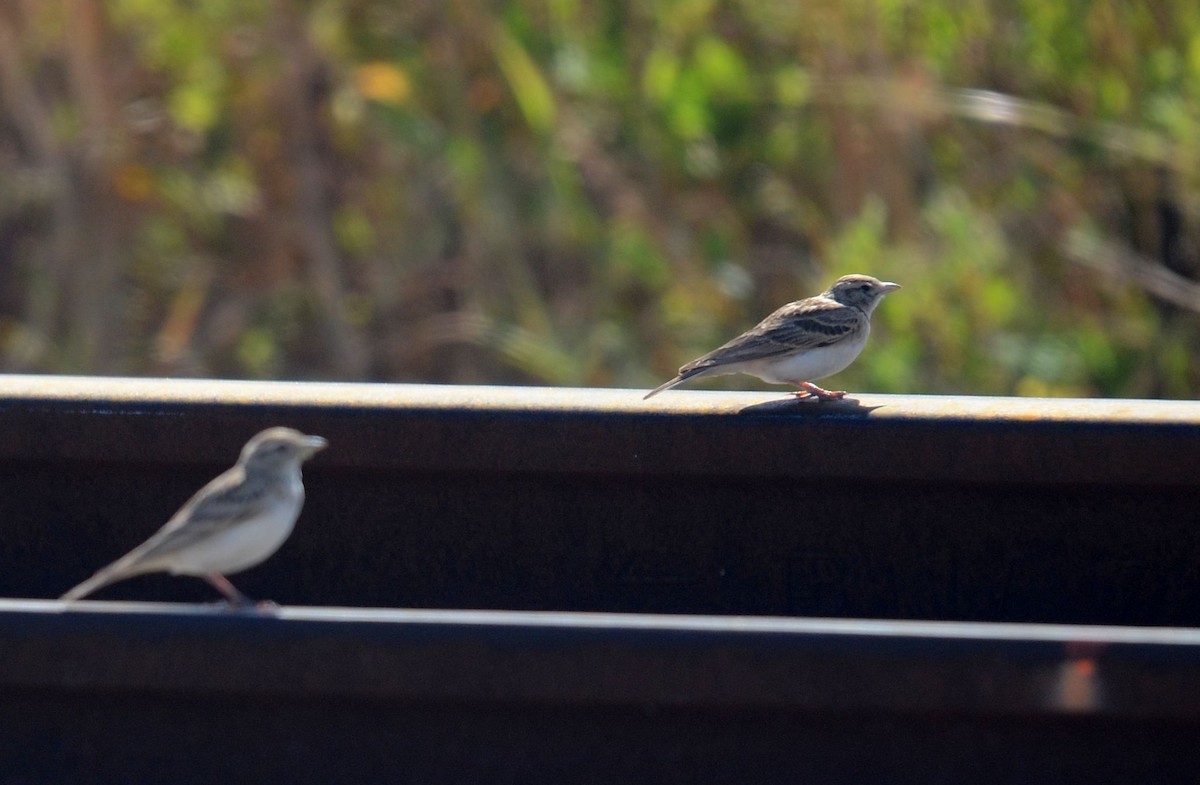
[798,382,846,401]
[211,597,277,614]
[205,573,257,609]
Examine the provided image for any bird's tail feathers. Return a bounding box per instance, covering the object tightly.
[643,368,709,399]
[60,559,147,602]
[643,376,682,400]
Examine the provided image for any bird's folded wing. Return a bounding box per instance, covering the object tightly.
[132,469,275,562]
[683,301,864,371]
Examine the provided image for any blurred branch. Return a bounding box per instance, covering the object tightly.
[0,11,60,165]
[946,87,1180,170]
[62,0,121,368]
[154,265,213,370]
[809,77,1191,174]
[63,0,116,159]
[0,5,75,371]
[273,0,367,378]
[556,107,651,226]
[1064,227,1200,314]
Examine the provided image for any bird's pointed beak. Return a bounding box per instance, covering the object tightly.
[301,435,328,455]
[881,282,901,293]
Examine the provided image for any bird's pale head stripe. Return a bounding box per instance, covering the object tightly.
[240,427,328,463]
[825,274,901,309]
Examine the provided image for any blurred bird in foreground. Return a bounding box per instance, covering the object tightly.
[61,427,327,607]
[645,274,900,400]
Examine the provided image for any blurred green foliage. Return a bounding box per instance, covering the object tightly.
[0,0,1198,397]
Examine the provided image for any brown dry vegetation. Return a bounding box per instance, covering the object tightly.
[0,0,1198,397]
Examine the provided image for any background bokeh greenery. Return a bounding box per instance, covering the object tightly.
[1,0,1198,397]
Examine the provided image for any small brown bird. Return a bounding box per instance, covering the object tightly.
[61,427,327,606]
[645,274,900,400]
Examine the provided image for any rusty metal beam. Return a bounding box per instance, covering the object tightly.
[2,374,1199,623]
[2,376,1200,781]
[5,599,1200,716]
[0,374,1196,485]
[3,600,1200,782]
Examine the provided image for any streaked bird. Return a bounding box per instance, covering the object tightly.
[60,427,327,606]
[645,274,900,400]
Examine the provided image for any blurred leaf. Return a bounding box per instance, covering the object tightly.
[493,24,556,132]
[333,207,376,255]
[494,323,578,384]
[168,81,221,133]
[693,36,750,98]
[610,221,668,287]
[355,62,412,105]
[642,48,680,103]
[236,327,278,378]
[113,164,155,203]
[829,197,889,271]
[773,66,812,108]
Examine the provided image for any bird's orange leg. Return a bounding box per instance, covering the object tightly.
[204,573,254,607]
[797,381,846,400]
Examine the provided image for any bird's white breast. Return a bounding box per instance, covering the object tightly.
[169,474,305,576]
[739,323,870,385]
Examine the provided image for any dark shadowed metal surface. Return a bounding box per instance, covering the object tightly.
[0,374,1197,484]
[2,376,1200,781]
[3,600,1200,783]
[2,374,1200,624]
